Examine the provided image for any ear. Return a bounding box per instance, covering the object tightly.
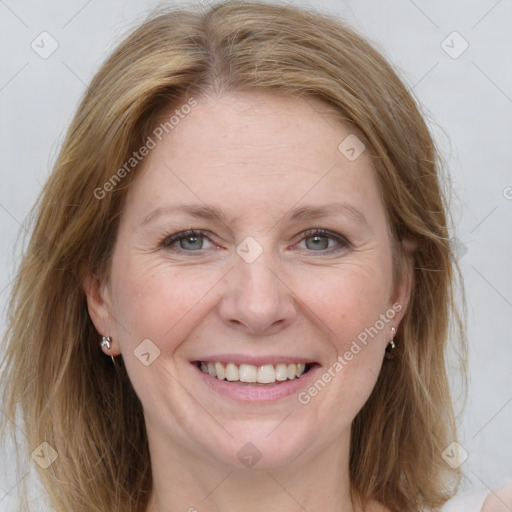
[388,237,417,334]
[82,265,121,356]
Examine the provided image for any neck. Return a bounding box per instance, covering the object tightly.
[145,427,359,512]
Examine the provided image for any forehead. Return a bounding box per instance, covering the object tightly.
[153,91,356,163]
[124,91,385,229]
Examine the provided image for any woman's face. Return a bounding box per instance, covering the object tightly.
[87,91,411,471]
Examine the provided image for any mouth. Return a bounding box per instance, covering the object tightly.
[195,360,315,386]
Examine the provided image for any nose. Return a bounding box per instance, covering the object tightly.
[218,250,297,336]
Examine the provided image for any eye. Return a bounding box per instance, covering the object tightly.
[159,228,349,254]
[161,230,215,251]
[296,229,350,253]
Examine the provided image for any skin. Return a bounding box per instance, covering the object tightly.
[84,91,414,512]
[483,484,512,511]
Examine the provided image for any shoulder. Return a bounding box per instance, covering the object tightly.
[362,483,512,512]
[366,482,512,512]
[482,482,512,512]
[442,482,512,512]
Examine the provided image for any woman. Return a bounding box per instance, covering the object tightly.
[1,1,509,511]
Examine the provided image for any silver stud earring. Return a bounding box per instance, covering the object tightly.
[100,335,112,350]
[384,327,396,360]
[99,336,119,368]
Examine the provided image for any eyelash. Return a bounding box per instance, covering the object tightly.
[159,228,350,255]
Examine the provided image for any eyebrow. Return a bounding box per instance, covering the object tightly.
[140,202,369,228]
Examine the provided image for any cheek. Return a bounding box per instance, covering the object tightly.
[109,254,222,355]
[322,266,394,398]
[302,261,393,342]
[296,260,394,405]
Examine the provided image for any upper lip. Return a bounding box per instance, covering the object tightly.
[192,355,318,366]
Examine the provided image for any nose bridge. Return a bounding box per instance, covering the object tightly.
[219,241,296,335]
[241,253,280,306]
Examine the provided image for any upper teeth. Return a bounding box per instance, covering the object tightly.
[200,362,307,383]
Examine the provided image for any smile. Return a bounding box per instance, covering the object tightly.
[197,361,311,385]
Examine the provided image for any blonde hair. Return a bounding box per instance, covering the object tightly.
[1,1,466,511]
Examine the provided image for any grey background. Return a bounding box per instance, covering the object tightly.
[1,0,511,509]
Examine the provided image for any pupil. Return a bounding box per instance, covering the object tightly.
[307,235,328,250]
[181,235,202,250]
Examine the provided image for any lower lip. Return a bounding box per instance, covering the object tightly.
[192,363,321,403]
